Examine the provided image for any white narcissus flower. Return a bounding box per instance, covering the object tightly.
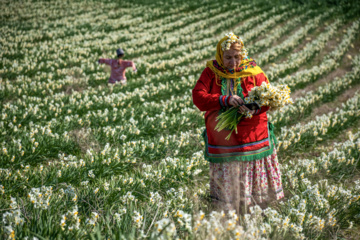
[221,32,246,53]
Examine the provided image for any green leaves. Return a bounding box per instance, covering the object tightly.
[215,107,243,140]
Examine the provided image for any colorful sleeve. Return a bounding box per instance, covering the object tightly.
[192,68,222,112]
[98,59,113,65]
[253,73,270,115]
[219,95,231,107]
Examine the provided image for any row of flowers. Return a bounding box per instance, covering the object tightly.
[278,92,360,151]
[266,18,348,80]
[0,8,331,112]
[2,122,358,239]
[2,50,359,167]
[1,3,305,96]
[256,9,335,66]
[1,1,360,239]
[1,12,339,136]
[0,2,257,75]
[276,19,359,89]
[150,131,360,239]
[270,54,360,126]
[0,0,198,50]
[2,127,359,239]
[2,83,358,188]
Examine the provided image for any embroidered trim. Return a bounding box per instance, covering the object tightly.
[221,79,227,96]
[202,122,278,162]
[225,96,229,106]
[220,95,230,107]
[226,96,231,106]
[219,96,224,107]
[211,57,257,76]
[208,138,269,149]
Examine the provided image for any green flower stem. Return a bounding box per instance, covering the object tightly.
[215,107,245,139]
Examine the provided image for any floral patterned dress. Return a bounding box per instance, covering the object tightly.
[210,146,284,208]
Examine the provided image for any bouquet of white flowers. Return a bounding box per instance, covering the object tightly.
[215,82,293,140]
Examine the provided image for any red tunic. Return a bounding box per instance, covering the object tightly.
[192,67,276,162]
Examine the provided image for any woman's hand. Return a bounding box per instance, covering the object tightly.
[238,106,255,115]
[228,95,244,107]
[229,96,255,115]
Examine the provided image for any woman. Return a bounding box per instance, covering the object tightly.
[192,33,284,213]
[98,48,137,85]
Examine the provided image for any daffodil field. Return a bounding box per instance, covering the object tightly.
[1,0,360,239]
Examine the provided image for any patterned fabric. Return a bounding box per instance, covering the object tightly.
[211,57,257,75]
[219,95,231,107]
[203,124,276,161]
[206,56,265,80]
[220,78,244,100]
[200,73,277,162]
[205,33,254,80]
[98,59,137,83]
[210,147,284,207]
[193,69,273,162]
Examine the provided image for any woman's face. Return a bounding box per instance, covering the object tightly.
[223,48,241,70]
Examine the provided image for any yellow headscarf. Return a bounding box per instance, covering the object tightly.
[206,33,265,80]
